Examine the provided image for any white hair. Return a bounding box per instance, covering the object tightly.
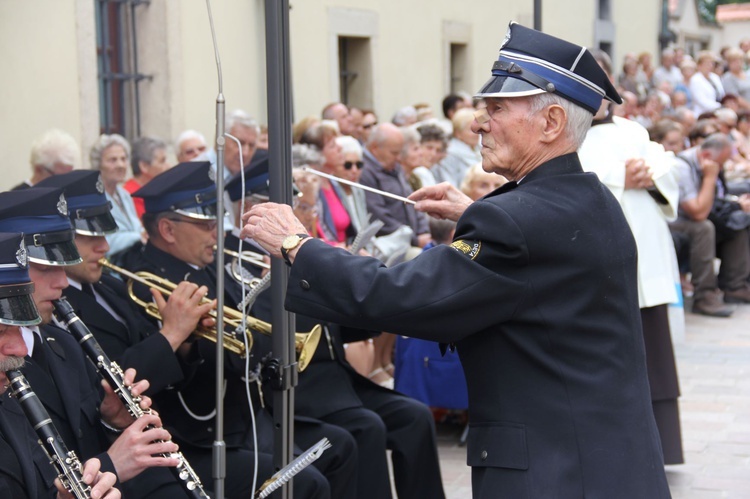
[29,129,81,171]
[336,135,362,159]
[174,129,206,150]
[89,134,131,170]
[225,109,260,134]
[291,143,324,169]
[392,106,417,126]
[399,126,421,157]
[527,93,593,149]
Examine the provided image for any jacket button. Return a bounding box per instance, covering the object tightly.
[300,280,311,290]
[480,450,488,460]
[78,429,84,438]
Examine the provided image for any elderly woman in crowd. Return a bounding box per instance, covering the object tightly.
[90,133,145,256]
[398,127,427,192]
[721,48,750,109]
[299,123,358,245]
[459,162,508,201]
[431,107,481,187]
[648,119,686,155]
[124,136,171,219]
[334,135,371,236]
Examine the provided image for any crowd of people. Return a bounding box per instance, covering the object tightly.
[2,27,750,497]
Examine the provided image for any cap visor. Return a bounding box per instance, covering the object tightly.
[73,212,119,236]
[474,75,546,99]
[27,240,82,266]
[174,203,219,220]
[0,294,41,326]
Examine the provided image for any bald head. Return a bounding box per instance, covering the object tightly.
[367,123,404,171]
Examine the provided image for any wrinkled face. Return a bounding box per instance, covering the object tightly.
[28,263,69,324]
[100,144,129,187]
[370,134,404,171]
[178,137,208,163]
[340,152,363,183]
[164,216,218,268]
[0,324,27,395]
[65,234,110,284]
[292,171,320,231]
[224,125,258,175]
[470,97,536,179]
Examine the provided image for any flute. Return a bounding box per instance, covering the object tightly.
[7,369,92,499]
[301,167,417,205]
[52,298,211,499]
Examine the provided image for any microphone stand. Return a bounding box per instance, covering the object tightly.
[205,1,227,497]
[265,0,296,497]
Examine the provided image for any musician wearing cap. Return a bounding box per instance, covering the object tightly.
[0,187,182,497]
[243,22,671,498]
[125,162,336,498]
[0,231,120,498]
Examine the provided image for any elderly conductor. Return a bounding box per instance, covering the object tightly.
[243,22,671,499]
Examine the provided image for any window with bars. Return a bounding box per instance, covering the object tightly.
[94,0,151,138]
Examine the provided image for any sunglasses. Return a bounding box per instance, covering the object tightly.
[344,161,364,170]
[362,122,378,129]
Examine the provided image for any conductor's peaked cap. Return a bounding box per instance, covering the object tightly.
[475,22,622,114]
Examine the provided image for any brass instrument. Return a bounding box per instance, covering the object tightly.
[223,248,270,270]
[98,258,321,371]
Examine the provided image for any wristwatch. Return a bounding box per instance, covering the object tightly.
[280,233,310,266]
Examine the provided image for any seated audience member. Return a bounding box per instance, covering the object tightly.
[690,51,725,116]
[174,129,208,163]
[0,187,183,497]
[257,124,269,150]
[432,108,482,187]
[360,123,431,256]
[349,107,365,142]
[12,129,80,190]
[223,109,260,180]
[322,102,355,137]
[90,134,146,258]
[414,102,435,122]
[0,231,120,499]
[335,135,372,238]
[124,136,171,219]
[126,162,333,498]
[359,110,378,144]
[460,163,508,200]
[653,48,684,90]
[391,106,418,127]
[721,48,750,108]
[398,127,426,191]
[670,133,750,316]
[294,116,321,144]
[411,123,448,190]
[688,119,720,147]
[649,119,687,154]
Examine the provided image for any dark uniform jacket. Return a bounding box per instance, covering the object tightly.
[20,325,119,481]
[284,153,672,499]
[61,273,184,394]
[0,395,59,498]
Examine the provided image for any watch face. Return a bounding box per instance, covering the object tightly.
[283,234,302,250]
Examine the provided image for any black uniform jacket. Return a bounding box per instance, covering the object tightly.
[61,274,184,394]
[0,395,59,498]
[20,325,119,481]
[285,153,672,499]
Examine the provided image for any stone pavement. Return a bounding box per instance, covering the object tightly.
[435,303,750,498]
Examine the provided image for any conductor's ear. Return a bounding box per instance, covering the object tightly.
[539,104,567,144]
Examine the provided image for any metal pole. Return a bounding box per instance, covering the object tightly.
[204,1,226,496]
[265,0,296,497]
[533,0,542,31]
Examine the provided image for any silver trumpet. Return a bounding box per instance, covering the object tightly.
[53,298,211,498]
[7,369,92,499]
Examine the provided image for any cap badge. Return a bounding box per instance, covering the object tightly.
[450,239,481,260]
[16,239,27,268]
[96,175,105,194]
[57,193,68,216]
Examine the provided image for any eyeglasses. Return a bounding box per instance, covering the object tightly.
[167,218,218,231]
[344,161,364,170]
[362,122,378,129]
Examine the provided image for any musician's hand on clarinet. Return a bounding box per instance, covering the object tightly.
[241,203,310,260]
[107,414,181,482]
[409,182,473,221]
[156,282,216,351]
[56,457,120,499]
[100,368,151,429]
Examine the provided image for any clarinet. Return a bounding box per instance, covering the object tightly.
[53,298,211,499]
[7,369,92,499]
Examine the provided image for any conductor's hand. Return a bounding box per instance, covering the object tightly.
[241,203,310,261]
[56,458,120,499]
[155,282,216,351]
[409,182,473,221]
